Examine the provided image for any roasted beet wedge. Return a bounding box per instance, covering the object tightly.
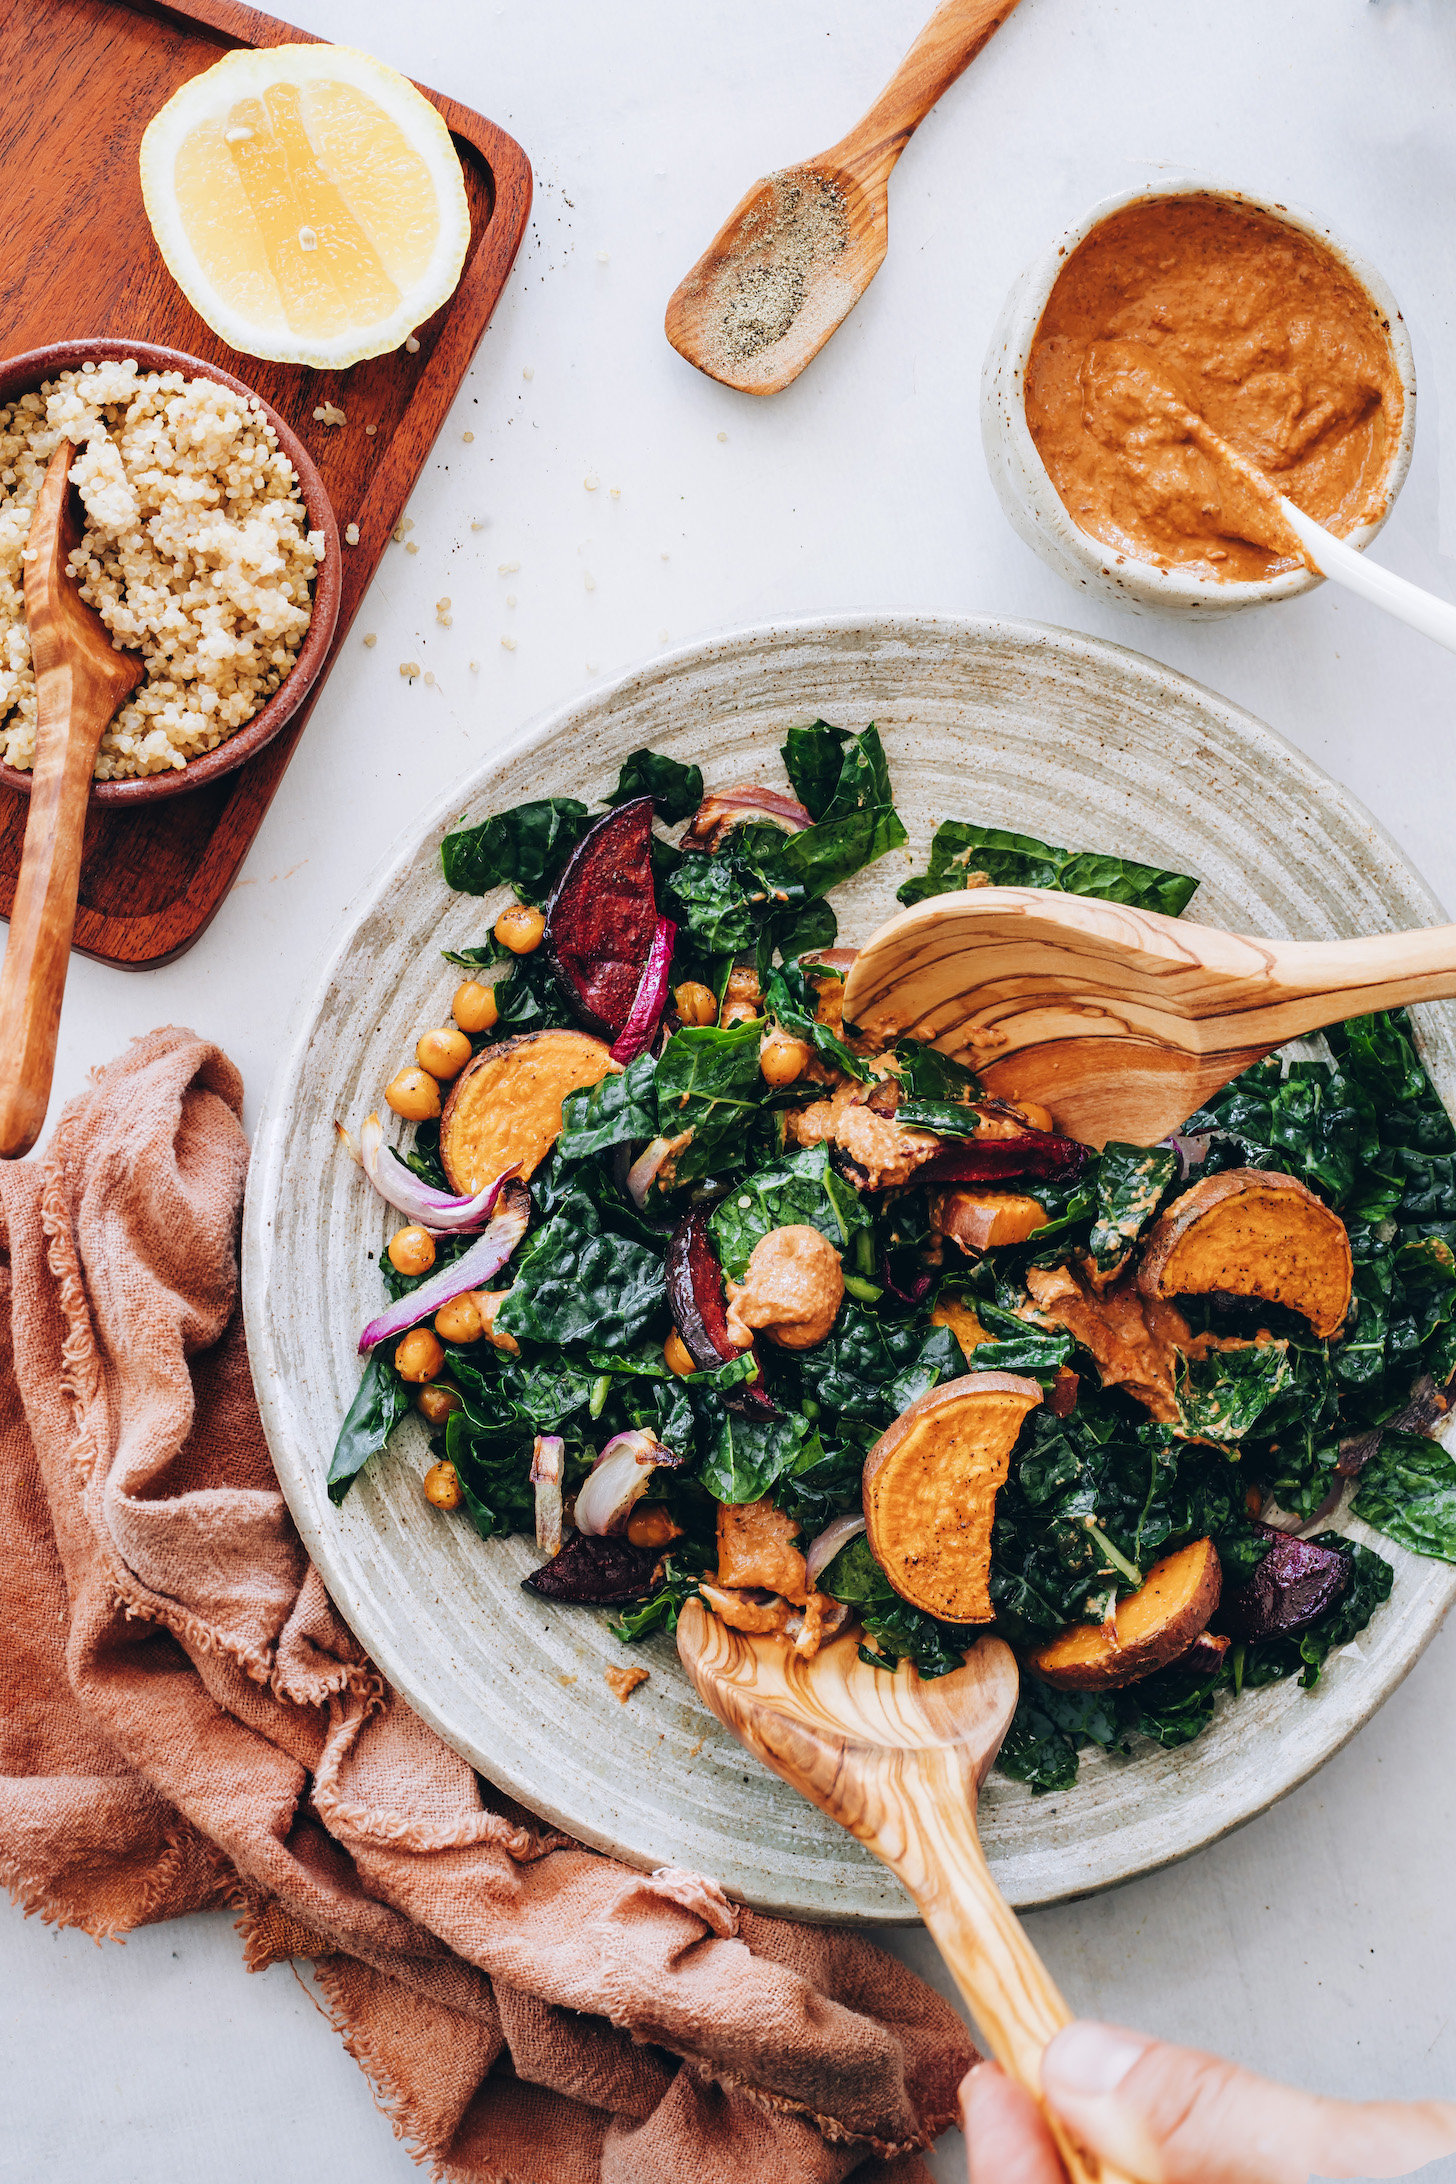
[522,1533,661,1604]
[546,797,660,1038]
[920,1127,1087,1187]
[1216,1524,1350,1641]
[1167,1628,1231,1677]
[665,1206,777,1416]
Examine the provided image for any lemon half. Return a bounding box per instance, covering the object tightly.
[141,44,470,369]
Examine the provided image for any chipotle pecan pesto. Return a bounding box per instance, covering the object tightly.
[1025,194,1403,582]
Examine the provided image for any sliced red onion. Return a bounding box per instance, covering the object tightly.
[682,786,812,851]
[804,1512,867,1590]
[357,1182,529,1352]
[338,1113,519,1234]
[610,916,677,1064]
[626,1132,683,1207]
[531,1435,565,1556]
[575,1429,661,1537]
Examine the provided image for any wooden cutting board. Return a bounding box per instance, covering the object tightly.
[0,0,531,967]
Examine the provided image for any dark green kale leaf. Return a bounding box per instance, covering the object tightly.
[781,721,849,820]
[327,1351,411,1504]
[1174,1342,1292,1443]
[559,1053,657,1160]
[709,1141,871,1280]
[893,1042,981,1103]
[606,747,703,822]
[1242,1533,1394,1690]
[1352,1429,1456,1562]
[696,1399,816,1504]
[996,1691,1093,1793]
[438,939,578,1037]
[497,1190,666,1350]
[1089,1143,1178,1268]
[897,821,1199,918]
[960,1297,1074,1375]
[772,1437,865,1532]
[653,1019,769,1184]
[394,1117,451,1195]
[777,725,908,900]
[770,899,839,966]
[661,832,796,956]
[762,960,870,1081]
[611,1552,708,1642]
[441,798,592,904]
[895,1099,983,1139]
[796,1302,964,1424]
[445,1414,538,1538]
[817,1534,968,1679]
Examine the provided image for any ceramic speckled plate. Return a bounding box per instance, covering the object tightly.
[243,614,1456,1922]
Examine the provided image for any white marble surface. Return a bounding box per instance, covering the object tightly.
[5,0,1456,2176]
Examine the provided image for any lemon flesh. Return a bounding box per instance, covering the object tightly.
[142,45,470,368]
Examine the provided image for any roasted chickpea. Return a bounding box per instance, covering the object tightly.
[719,999,761,1030]
[627,1504,684,1549]
[759,1030,811,1087]
[435,1292,483,1344]
[724,965,762,1007]
[494,902,546,954]
[663,1329,697,1378]
[453,979,499,1034]
[416,1383,462,1426]
[395,1327,446,1382]
[388,1225,436,1276]
[1014,1100,1056,1135]
[476,1289,521,1356]
[385,1066,441,1121]
[417,1026,473,1079]
[423,1460,463,1511]
[673,980,717,1027]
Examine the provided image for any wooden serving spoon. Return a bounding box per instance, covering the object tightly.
[665,0,1022,395]
[677,1601,1134,2184]
[0,442,143,1158]
[840,886,1456,1148]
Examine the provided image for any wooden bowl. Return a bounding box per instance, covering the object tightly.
[0,337,341,805]
[242,613,1456,1920]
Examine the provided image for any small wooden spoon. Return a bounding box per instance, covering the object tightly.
[665,0,1022,395]
[677,1601,1134,2184]
[841,886,1456,1148]
[0,442,142,1158]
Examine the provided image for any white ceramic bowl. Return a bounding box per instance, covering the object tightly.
[980,176,1417,618]
[244,613,1456,1922]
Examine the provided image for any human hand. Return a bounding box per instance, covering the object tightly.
[962,2022,1456,2184]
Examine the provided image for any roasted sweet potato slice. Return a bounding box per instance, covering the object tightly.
[1137,1168,1352,1339]
[440,1029,617,1192]
[1029,1537,1222,1691]
[930,1296,991,1364]
[545,797,660,1037]
[931,1189,1050,1254]
[862,1372,1042,1623]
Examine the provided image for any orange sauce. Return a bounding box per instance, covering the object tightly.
[1025,196,1404,581]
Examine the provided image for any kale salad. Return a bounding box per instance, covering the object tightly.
[329,723,1456,1793]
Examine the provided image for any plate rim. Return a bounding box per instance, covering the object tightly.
[243,609,1456,1920]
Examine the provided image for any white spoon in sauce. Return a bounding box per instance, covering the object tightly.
[1083,339,1456,655]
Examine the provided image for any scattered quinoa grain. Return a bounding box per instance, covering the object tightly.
[313,401,346,426]
[365,423,377,436]
[717,430,728,442]
[583,475,598,491]
[498,559,519,573]
[400,660,420,677]
[469,659,480,671]
[405,540,419,554]
[362,632,377,646]
[423,671,435,686]
[522,365,534,380]
[609,486,621,499]
[470,519,484,531]
[405,335,420,353]
[462,430,474,442]
[501,635,516,651]
[584,573,595,591]
[344,522,359,545]
[506,593,516,607]
[597,250,610,264]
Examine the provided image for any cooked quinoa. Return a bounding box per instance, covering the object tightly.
[0,359,323,780]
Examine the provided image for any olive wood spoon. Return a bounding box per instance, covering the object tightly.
[665,0,1022,395]
[1086,339,1456,654]
[677,1601,1135,2184]
[0,442,142,1158]
[841,886,1456,1149]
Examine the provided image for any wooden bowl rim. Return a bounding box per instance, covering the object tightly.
[0,336,341,806]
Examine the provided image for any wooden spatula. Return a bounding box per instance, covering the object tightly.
[677,1601,1134,2183]
[840,886,1456,1149]
[0,442,143,1158]
[665,0,1022,395]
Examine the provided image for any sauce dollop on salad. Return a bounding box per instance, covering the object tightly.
[1025,195,1404,581]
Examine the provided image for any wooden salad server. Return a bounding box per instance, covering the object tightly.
[841,886,1456,1149]
[665,0,1023,395]
[0,442,142,1158]
[677,1601,1135,2184]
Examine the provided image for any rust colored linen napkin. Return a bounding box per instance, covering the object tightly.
[0,1027,974,2182]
